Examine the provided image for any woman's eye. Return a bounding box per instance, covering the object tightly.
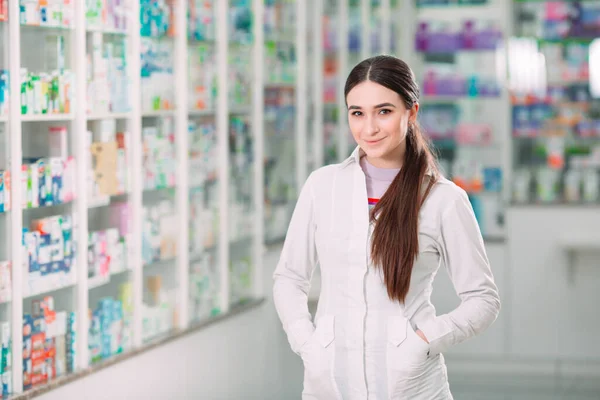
[351,111,362,116]
[379,109,391,115]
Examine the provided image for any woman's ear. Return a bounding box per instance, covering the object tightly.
[409,103,419,124]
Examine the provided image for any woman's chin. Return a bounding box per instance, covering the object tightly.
[361,145,386,159]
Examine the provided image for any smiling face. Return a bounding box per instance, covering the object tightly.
[346,80,418,169]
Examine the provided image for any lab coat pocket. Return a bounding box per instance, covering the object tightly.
[301,315,342,400]
[386,316,431,399]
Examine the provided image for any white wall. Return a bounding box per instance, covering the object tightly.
[506,207,600,361]
[430,208,600,389]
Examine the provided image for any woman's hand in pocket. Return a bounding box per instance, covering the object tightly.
[415,329,429,344]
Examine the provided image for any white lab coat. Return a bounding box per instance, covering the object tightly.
[273,146,501,400]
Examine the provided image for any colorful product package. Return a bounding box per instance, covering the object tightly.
[38,231,54,277]
[36,159,52,207]
[2,370,11,396]
[49,158,64,204]
[24,230,40,279]
[0,0,7,21]
[0,320,10,396]
[66,312,76,373]
[21,164,37,209]
[460,19,502,50]
[0,170,9,212]
[54,335,66,377]
[60,215,74,269]
[415,21,460,53]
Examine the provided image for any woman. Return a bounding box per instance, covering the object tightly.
[273,55,500,400]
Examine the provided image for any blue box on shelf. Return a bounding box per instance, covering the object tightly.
[483,167,503,192]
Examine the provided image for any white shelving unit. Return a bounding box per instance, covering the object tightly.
[411,0,511,240]
[2,0,276,397]
[0,0,450,396]
[86,112,132,121]
[20,114,75,122]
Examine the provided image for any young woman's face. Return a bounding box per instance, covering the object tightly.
[346,80,418,168]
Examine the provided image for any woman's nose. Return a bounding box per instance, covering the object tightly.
[364,116,379,136]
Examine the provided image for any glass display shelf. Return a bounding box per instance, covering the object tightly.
[187,0,221,325]
[229,0,255,306]
[264,0,298,245]
[0,13,12,392]
[509,0,600,206]
[414,1,507,238]
[140,1,180,345]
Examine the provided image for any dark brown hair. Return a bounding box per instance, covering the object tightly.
[344,55,439,304]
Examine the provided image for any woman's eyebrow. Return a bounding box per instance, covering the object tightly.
[374,102,396,108]
[348,103,396,110]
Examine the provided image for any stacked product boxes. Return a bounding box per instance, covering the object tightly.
[23,214,76,297]
[22,296,76,391]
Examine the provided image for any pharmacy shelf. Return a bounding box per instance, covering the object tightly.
[88,196,112,208]
[88,275,111,290]
[87,112,132,120]
[188,109,217,117]
[229,106,252,115]
[189,107,253,116]
[21,113,75,122]
[141,35,175,43]
[88,268,130,290]
[20,23,74,31]
[189,236,251,263]
[5,0,276,397]
[265,82,295,89]
[88,194,129,209]
[414,2,504,19]
[23,273,77,299]
[143,186,176,195]
[86,26,128,35]
[21,199,73,211]
[188,39,217,46]
[143,257,177,269]
[420,95,503,102]
[141,109,176,118]
[413,0,512,240]
[264,32,295,43]
[189,109,217,117]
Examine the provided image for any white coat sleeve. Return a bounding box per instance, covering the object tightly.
[273,172,318,355]
[418,189,501,356]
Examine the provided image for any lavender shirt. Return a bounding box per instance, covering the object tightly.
[360,156,400,208]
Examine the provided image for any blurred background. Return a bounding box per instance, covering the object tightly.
[0,0,598,399]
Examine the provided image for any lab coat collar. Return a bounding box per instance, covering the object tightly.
[340,145,363,169]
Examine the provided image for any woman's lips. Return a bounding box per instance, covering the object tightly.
[364,137,384,145]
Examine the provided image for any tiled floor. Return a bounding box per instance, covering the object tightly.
[445,361,600,400]
[449,376,600,400]
[449,386,600,400]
